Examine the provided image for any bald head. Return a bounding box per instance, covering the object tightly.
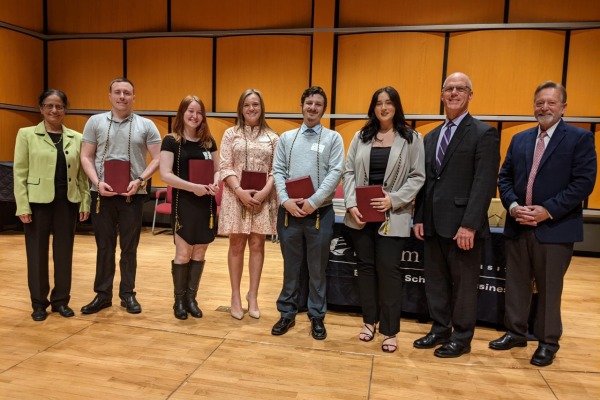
[443,72,473,91]
[441,72,474,120]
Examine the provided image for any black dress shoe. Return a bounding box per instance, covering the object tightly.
[31,308,47,321]
[413,332,450,349]
[310,318,327,340]
[81,295,112,314]
[120,295,142,314]
[530,346,556,367]
[51,304,75,318]
[434,341,471,358]
[271,317,295,336]
[489,333,527,350]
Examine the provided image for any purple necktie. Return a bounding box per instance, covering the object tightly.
[525,131,548,206]
[436,121,454,169]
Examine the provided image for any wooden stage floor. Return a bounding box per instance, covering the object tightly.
[0,228,598,399]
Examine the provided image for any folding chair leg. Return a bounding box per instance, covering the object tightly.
[152,198,159,235]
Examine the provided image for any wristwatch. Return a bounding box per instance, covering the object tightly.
[136,176,146,188]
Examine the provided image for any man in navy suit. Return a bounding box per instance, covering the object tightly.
[489,81,597,367]
[413,72,500,358]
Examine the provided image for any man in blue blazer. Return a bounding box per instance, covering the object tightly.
[490,81,597,367]
[413,72,500,358]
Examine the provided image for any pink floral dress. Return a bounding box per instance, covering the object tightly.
[218,125,279,235]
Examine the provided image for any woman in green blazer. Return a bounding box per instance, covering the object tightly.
[13,89,91,321]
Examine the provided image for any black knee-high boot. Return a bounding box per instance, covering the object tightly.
[186,260,205,318]
[172,261,188,320]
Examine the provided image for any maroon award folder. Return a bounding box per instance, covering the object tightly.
[240,170,267,191]
[188,159,214,185]
[103,159,130,194]
[285,175,315,199]
[356,185,385,222]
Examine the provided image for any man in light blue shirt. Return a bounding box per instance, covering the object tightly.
[271,86,344,340]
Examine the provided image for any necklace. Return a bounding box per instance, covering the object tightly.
[374,128,393,144]
[48,132,63,145]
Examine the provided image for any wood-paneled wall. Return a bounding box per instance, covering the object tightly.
[335,32,446,115]
[172,0,313,31]
[46,0,167,33]
[215,36,312,113]
[0,0,598,203]
[47,40,123,110]
[0,0,43,32]
[128,38,214,111]
[0,28,43,108]
[339,0,506,26]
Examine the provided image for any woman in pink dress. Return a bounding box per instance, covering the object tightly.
[219,89,278,319]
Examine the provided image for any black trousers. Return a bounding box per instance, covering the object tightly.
[423,234,482,346]
[276,205,334,319]
[349,223,406,336]
[504,230,573,352]
[90,194,144,299]
[24,199,78,309]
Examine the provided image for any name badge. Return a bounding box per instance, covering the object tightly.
[311,143,325,153]
[258,136,271,143]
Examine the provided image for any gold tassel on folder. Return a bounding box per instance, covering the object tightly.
[315,210,320,230]
[209,212,214,229]
[95,193,101,214]
[284,211,288,227]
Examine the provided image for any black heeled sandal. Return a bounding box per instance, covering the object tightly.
[382,335,397,353]
[359,324,375,342]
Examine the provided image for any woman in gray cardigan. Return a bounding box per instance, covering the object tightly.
[342,86,425,352]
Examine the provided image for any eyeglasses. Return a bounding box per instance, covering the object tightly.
[42,104,65,111]
[442,86,471,94]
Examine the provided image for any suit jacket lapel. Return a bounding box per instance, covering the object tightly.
[538,120,566,172]
[439,114,471,172]
[525,128,537,175]
[34,121,55,148]
[382,134,405,187]
[428,125,442,175]
[63,127,75,151]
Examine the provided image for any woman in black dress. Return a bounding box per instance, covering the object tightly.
[159,95,220,320]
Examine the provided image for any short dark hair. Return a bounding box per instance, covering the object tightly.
[38,89,68,108]
[109,77,135,93]
[534,81,567,103]
[301,86,327,111]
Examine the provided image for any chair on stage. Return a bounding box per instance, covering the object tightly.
[152,186,173,235]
